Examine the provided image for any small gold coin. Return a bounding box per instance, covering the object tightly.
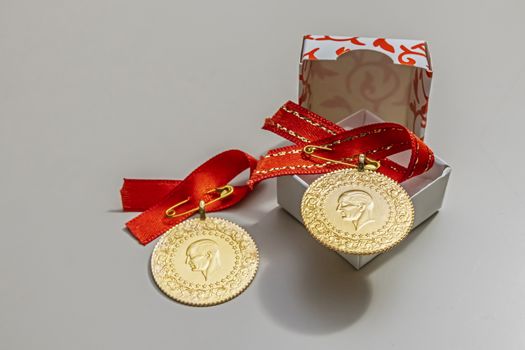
[151,217,259,306]
[301,168,414,255]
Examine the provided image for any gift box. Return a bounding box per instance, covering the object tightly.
[299,35,432,138]
[276,35,450,269]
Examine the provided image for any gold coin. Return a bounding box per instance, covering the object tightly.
[151,217,259,306]
[301,168,414,255]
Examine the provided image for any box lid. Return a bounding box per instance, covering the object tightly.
[299,35,433,138]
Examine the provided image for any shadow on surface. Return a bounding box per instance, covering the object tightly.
[363,212,437,273]
[251,208,371,335]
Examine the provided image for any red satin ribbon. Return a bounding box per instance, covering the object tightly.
[249,101,434,185]
[122,150,257,245]
[121,101,434,245]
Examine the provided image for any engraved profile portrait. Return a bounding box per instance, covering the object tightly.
[336,190,375,231]
[185,239,221,281]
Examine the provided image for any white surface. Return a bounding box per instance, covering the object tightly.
[1,1,525,349]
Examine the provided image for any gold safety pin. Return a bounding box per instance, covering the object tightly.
[165,185,234,218]
[303,145,380,171]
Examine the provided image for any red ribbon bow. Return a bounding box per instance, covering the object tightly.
[121,101,434,244]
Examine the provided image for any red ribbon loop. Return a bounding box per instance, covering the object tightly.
[121,150,257,245]
[262,101,345,145]
[249,101,434,185]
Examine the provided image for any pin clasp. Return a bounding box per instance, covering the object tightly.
[303,145,380,171]
[165,185,234,218]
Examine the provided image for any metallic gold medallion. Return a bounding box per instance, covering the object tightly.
[151,217,259,306]
[301,168,414,255]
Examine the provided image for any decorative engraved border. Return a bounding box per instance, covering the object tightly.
[151,218,259,306]
[301,169,414,255]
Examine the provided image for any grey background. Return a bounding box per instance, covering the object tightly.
[1,0,524,349]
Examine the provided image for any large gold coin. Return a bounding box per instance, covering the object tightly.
[151,217,259,306]
[301,168,414,255]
